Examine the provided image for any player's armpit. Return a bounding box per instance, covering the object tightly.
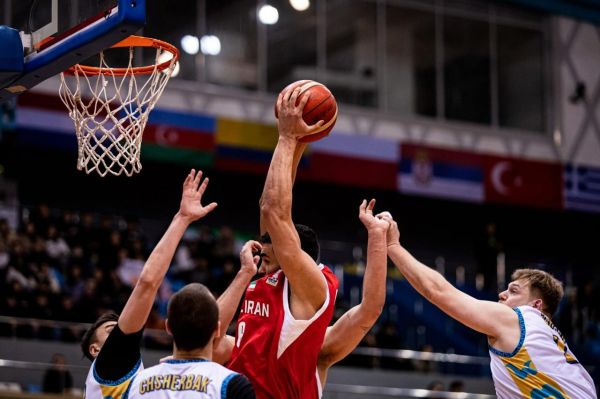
[265,215,327,318]
[318,306,374,368]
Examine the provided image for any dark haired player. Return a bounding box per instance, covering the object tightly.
[125,283,254,398]
[216,86,339,398]
[81,170,217,399]
[214,200,389,398]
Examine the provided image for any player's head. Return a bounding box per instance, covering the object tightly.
[258,224,320,274]
[81,311,119,361]
[166,283,220,352]
[498,269,564,317]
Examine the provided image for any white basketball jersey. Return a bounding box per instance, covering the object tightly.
[489,306,597,399]
[125,359,239,399]
[84,358,143,399]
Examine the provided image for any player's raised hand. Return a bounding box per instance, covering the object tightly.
[376,211,400,247]
[178,169,218,223]
[358,199,390,233]
[276,86,324,140]
[239,240,262,277]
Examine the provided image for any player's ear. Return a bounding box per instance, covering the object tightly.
[165,319,172,336]
[530,298,543,311]
[89,343,101,358]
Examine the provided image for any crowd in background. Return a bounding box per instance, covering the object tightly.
[0,204,599,369]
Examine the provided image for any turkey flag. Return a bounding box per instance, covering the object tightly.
[484,157,563,209]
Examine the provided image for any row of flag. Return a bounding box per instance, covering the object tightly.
[15,92,600,214]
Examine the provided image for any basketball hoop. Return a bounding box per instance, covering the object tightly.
[59,36,179,177]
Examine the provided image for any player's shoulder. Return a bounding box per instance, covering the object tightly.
[319,264,338,287]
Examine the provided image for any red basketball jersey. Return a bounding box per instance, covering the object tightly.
[228,264,338,399]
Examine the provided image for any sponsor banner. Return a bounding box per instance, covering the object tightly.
[564,164,600,213]
[399,144,484,203]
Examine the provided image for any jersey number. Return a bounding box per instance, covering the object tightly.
[236,321,246,348]
[552,335,578,364]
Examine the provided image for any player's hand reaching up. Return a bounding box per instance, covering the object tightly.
[239,240,262,277]
[376,211,400,248]
[177,169,218,223]
[358,199,390,233]
[276,86,324,140]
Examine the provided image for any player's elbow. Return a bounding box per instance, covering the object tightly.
[260,201,288,224]
[137,270,162,291]
[423,279,451,305]
[361,302,384,324]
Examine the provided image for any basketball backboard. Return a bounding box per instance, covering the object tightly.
[0,0,145,103]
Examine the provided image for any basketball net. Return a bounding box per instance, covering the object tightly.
[59,37,178,177]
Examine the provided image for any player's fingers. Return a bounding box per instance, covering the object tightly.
[197,176,209,195]
[367,199,376,212]
[183,172,192,188]
[298,90,310,110]
[290,87,302,109]
[359,199,367,215]
[203,202,218,214]
[193,170,204,191]
[306,119,324,131]
[276,91,285,117]
[283,87,293,106]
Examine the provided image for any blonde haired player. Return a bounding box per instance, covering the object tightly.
[379,212,596,399]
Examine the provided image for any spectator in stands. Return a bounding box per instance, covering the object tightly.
[376,320,409,370]
[449,379,465,392]
[474,222,502,292]
[427,380,445,399]
[412,343,438,373]
[45,224,70,265]
[42,353,73,394]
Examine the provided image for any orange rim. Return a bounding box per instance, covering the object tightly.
[64,36,180,76]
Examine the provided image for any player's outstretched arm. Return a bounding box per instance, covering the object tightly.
[381,214,517,341]
[259,142,306,236]
[118,169,218,334]
[260,86,326,317]
[318,200,388,375]
[212,240,261,364]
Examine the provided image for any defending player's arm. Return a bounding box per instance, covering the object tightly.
[213,240,261,364]
[318,200,388,376]
[96,170,217,378]
[260,87,326,317]
[381,214,518,344]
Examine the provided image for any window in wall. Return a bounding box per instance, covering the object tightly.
[206,1,258,90]
[443,15,491,125]
[386,5,436,117]
[266,0,317,93]
[497,25,545,132]
[326,0,377,108]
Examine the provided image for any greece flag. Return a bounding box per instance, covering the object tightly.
[564,164,600,213]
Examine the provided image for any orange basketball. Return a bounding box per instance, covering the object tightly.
[275,80,337,143]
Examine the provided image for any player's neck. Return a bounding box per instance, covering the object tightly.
[172,345,212,361]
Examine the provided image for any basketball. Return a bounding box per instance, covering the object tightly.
[275,80,338,143]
